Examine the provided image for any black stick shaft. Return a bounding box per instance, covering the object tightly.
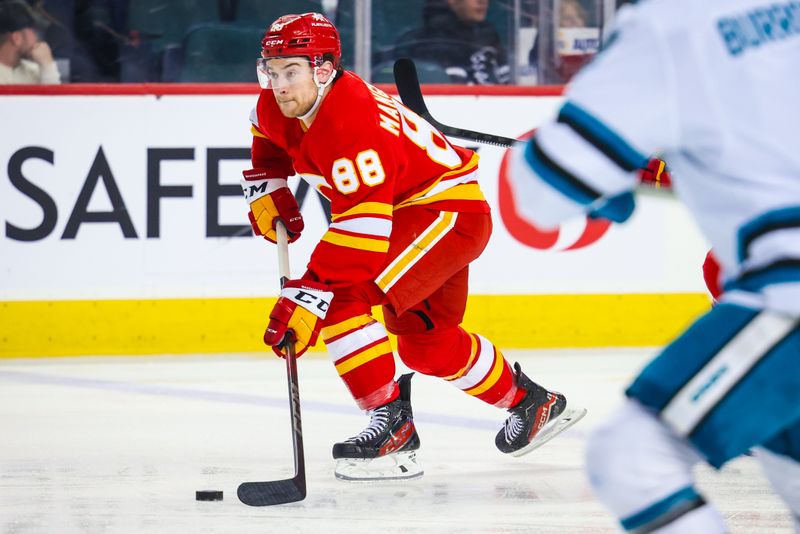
[392,59,673,199]
[393,58,517,148]
[237,221,306,506]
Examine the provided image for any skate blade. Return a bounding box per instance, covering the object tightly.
[510,406,587,458]
[334,450,424,482]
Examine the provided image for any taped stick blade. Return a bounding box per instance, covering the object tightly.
[238,477,306,506]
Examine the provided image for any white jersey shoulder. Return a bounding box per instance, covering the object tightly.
[510,0,800,314]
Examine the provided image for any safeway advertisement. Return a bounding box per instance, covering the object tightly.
[0,91,709,301]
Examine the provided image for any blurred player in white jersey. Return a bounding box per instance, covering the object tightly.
[507,0,800,531]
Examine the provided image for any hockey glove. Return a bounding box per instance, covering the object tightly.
[241,168,304,244]
[263,279,334,358]
[638,158,672,189]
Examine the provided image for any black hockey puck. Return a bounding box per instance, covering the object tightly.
[196,490,223,501]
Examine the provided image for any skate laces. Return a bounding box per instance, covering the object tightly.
[503,412,525,443]
[503,391,557,443]
[349,405,391,443]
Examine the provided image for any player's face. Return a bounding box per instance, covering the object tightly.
[257,57,318,118]
[560,1,586,28]
[11,27,37,59]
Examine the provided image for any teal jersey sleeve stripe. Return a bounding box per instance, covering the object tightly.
[590,191,636,223]
[621,486,705,532]
[558,101,649,172]
[523,138,602,206]
[737,205,800,262]
[725,259,800,293]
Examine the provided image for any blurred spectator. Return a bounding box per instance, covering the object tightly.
[559,0,587,27]
[554,0,597,81]
[393,0,510,84]
[0,0,60,83]
[529,0,598,84]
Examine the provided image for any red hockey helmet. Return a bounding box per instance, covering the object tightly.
[261,12,341,68]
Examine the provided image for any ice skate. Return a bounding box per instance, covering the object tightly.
[496,363,586,457]
[333,373,423,481]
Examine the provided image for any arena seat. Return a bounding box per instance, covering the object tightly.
[127,0,220,54]
[337,0,513,73]
[371,59,450,84]
[235,0,324,27]
[172,24,264,83]
[336,0,427,70]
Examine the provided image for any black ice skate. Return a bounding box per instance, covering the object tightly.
[333,373,423,481]
[496,363,586,457]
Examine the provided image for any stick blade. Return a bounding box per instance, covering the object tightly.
[393,58,428,114]
[237,477,306,506]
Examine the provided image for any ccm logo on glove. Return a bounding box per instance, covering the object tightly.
[293,289,331,315]
[241,168,304,244]
[263,279,334,358]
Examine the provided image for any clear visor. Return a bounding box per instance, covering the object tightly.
[256,57,315,90]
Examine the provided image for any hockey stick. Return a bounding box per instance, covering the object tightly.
[392,58,673,198]
[238,221,307,506]
[393,58,517,148]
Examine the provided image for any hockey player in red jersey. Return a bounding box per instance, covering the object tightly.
[240,12,585,481]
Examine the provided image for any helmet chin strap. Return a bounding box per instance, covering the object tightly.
[298,68,337,122]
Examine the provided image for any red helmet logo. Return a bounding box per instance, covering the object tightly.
[262,12,341,68]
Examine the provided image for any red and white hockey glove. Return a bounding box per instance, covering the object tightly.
[638,158,672,189]
[241,168,304,244]
[263,279,333,358]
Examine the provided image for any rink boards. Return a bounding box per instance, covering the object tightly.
[0,85,710,357]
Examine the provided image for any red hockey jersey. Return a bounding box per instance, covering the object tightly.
[250,71,489,288]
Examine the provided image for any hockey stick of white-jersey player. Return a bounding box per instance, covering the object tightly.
[392,58,673,199]
[238,221,307,506]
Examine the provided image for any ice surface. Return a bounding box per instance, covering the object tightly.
[0,349,792,533]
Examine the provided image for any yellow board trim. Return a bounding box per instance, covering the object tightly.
[335,339,394,375]
[0,294,711,358]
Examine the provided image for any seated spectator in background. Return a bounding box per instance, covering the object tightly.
[553,0,595,81]
[559,0,588,27]
[0,0,59,83]
[393,0,510,85]
[529,0,595,84]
